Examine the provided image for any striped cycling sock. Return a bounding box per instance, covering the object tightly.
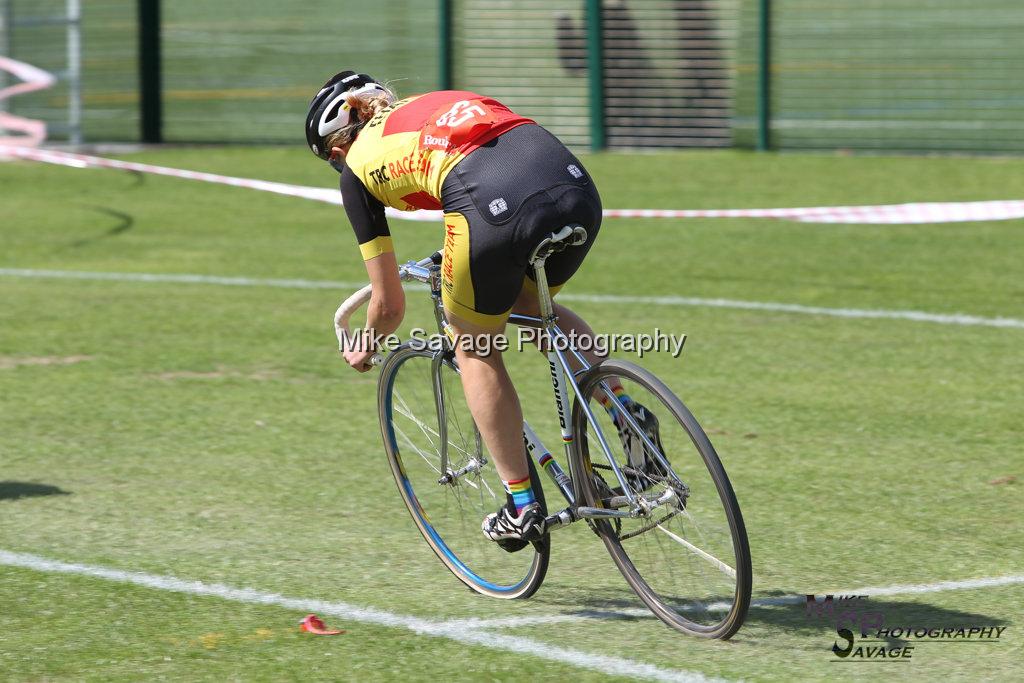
[598,385,633,426]
[504,476,536,515]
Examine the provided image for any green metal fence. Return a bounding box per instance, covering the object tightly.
[1,0,134,143]
[3,0,1023,153]
[0,0,440,144]
[453,1,740,150]
[738,0,1024,153]
[600,0,738,149]
[453,1,591,147]
[159,1,439,143]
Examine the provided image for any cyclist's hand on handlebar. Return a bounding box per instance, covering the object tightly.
[343,346,377,373]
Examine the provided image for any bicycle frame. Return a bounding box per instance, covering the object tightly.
[348,239,751,637]
[391,244,679,529]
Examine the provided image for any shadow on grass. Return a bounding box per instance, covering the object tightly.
[64,206,135,249]
[532,586,1010,644]
[0,481,71,501]
[745,593,1009,642]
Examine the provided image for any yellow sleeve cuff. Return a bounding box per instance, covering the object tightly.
[358,236,394,261]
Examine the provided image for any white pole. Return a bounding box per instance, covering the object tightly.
[66,0,82,145]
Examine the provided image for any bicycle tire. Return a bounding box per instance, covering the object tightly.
[378,342,549,599]
[570,358,751,638]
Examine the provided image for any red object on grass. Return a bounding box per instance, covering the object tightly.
[299,614,344,635]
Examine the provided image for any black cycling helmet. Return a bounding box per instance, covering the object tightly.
[305,70,387,160]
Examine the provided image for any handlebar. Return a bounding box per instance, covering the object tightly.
[333,283,382,367]
[332,251,441,368]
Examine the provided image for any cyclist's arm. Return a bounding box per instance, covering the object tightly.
[340,167,405,361]
[363,251,404,337]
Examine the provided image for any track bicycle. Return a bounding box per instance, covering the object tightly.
[333,225,752,638]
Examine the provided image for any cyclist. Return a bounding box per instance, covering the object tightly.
[306,71,660,550]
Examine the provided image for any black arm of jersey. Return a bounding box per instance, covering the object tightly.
[339,165,390,247]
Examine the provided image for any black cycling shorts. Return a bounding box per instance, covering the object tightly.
[439,123,602,328]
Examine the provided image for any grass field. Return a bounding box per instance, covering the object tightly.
[1,148,1023,681]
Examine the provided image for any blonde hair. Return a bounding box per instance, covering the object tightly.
[324,84,397,150]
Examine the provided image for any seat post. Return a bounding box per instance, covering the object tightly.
[532,257,557,323]
[526,225,586,325]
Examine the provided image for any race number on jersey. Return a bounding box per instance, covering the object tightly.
[421,99,497,152]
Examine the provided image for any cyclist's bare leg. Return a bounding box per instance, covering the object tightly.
[446,313,529,483]
[446,287,629,485]
[512,289,615,370]
[512,288,628,408]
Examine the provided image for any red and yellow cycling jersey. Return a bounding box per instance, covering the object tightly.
[344,91,534,212]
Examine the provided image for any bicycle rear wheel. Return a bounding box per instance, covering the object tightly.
[378,342,549,599]
[570,359,751,638]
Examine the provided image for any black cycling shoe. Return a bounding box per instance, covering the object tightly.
[616,401,669,492]
[482,502,547,553]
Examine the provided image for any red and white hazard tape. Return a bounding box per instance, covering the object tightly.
[604,202,1024,224]
[1,144,343,204]
[3,145,1024,226]
[0,57,57,147]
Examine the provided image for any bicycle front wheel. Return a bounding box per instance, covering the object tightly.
[378,342,549,599]
[570,359,751,638]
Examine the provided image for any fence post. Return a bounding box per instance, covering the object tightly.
[756,0,771,151]
[585,0,605,151]
[138,0,162,143]
[438,0,452,89]
[0,1,11,112]
[66,0,82,144]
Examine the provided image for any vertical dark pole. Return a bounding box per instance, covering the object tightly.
[438,0,453,90]
[756,0,771,151]
[0,2,13,109]
[586,0,605,151]
[138,0,162,143]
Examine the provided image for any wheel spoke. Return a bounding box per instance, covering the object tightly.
[394,424,442,475]
[655,524,737,579]
[471,471,498,498]
[394,393,477,463]
[394,390,438,450]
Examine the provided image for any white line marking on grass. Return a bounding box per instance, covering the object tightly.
[844,574,1024,597]
[555,292,1024,330]
[2,267,1023,330]
[447,610,653,629]
[444,574,1024,630]
[0,267,367,290]
[0,550,721,683]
